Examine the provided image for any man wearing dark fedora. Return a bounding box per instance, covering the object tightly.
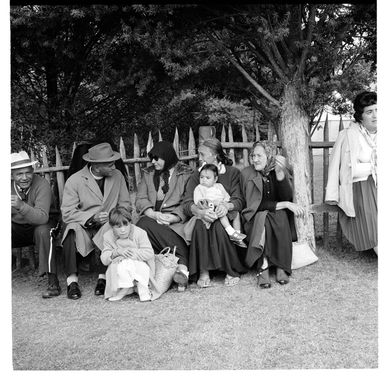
[61,142,131,299]
[11,151,61,298]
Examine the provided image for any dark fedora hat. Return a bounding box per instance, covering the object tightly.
[82,142,121,163]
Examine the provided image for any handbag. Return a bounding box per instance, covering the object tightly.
[291,241,318,270]
[154,246,179,294]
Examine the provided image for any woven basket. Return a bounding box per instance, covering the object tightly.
[154,246,179,294]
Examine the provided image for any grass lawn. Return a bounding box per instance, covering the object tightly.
[11,155,378,370]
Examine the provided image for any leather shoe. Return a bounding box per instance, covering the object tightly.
[258,269,271,289]
[42,273,61,299]
[94,278,106,296]
[67,282,81,300]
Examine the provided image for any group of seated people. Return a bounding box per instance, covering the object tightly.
[11,91,377,302]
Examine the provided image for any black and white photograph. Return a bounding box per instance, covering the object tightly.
[2,1,381,373]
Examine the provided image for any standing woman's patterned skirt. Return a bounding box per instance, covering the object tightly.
[339,175,377,251]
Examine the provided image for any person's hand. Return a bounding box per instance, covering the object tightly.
[200,208,218,223]
[112,255,125,264]
[286,202,305,217]
[93,211,109,225]
[119,249,134,258]
[154,212,171,225]
[214,203,228,218]
[275,155,287,180]
[159,213,179,225]
[11,195,23,210]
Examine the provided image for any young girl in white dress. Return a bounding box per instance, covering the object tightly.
[101,207,156,302]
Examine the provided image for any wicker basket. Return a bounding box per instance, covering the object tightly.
[154,246,179,294]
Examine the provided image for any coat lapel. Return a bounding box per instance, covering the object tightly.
[82,166,103,201]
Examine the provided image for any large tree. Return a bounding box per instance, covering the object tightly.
[133,3,376,248]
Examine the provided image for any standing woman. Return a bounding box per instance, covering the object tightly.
[135,141,194,291]
[183,138,247,287]
[240,141,304,288]
[326,91,377,254]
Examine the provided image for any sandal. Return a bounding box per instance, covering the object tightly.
[258,269,271,289]
[276,268,289,285]
[229,230,247,242]
[197,277,211,288]
[233,239,247,248]
[224,275,240,287]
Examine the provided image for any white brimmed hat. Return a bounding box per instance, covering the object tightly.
[11,151,37,170]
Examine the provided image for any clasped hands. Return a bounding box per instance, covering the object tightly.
[200,203,228,224]
[112,247,134,263]
[11,195,23,210]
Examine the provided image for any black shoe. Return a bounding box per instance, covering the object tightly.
[67,282,81,300]
[42,273,61,299]
[94,278,106,296]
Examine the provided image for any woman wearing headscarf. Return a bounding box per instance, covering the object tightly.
[135,141,194,291]
[240,141,304,288]
[326,91,377,254]
[183,138,248,288]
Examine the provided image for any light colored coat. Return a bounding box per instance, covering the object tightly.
[60,165,130,256]
[135,161,193,239]
[325,121,363,217]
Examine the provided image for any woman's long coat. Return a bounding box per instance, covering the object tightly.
[240,166,297,267]
[60,165,130,256]
[135,161,193,240]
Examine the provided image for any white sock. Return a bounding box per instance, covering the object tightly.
[178,265,189,277]
[67,274,78,286]
[225,226,235,235]
[261,257,268,270]
[98,274,106,280]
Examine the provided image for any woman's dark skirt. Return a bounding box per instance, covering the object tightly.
[244,209,293,274]
[339,175,377,251]
[188,219,247,279]
[136,216,189,266]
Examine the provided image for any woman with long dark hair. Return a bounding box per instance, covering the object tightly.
[135,141,194,291]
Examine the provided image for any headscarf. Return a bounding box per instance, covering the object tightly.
[148,141,179,195]
[251,140,277,176]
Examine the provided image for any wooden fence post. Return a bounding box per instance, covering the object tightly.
[255,124,260,142]
[41,147,50,183]
[173,128,180,157]
[55,146,65,206]
[323,114,330,248]
[133,133,141,189]
[188,127,196,169]
[241,125,249,168]
[221,126,226,143]
[228,124,235,165]
[146,132,153,167]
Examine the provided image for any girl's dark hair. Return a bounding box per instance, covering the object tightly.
[109,206,132,227]
[200,163,218,177]
[353,91,377,122]
[202,138,233,166]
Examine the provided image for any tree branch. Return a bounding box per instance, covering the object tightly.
[297,4,316,79]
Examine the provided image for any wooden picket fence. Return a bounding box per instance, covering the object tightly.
[30,119,345,246]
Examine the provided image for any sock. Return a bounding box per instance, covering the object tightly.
[67,274,78,286]
[98,274,106,280]
[261,257,268,270]
[225,225,235,236]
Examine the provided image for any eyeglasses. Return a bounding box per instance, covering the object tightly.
[149,154,159,161]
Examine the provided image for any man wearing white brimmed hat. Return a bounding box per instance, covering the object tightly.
[11,151,61,298]
[61,142,130,300]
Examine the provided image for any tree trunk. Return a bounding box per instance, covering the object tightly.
[279,83,315,250]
